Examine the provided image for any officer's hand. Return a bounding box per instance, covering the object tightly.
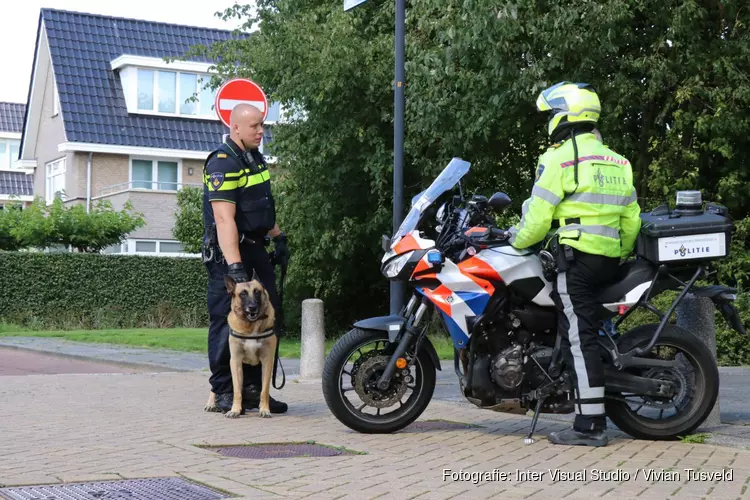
[227,262,250,283]
[272,233,290,267]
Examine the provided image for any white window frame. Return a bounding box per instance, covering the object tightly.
[45,157,67,204]
[0,139,7,169]
[52,75,59,117]
[128,156,183,192]
[134,68,217,119]
[8,140,19,169]
[0,138,21,169]
[110,239,200,258]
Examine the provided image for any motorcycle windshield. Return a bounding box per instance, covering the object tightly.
[393,157,471,241]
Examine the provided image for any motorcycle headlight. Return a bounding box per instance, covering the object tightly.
[436,202,447,223]
[382,251,414,278]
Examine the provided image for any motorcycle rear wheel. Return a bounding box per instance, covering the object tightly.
[605,324,720,440]
[322,328,437,434]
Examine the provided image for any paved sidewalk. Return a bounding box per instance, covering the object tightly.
[1,370,749,499]
[2,336,750,450]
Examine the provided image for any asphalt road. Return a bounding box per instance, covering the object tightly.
[0,348,159,376]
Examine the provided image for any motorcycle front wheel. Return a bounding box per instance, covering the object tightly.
[321,327,437,434]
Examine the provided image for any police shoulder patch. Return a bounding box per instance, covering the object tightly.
[209,172,225,190]
[535,164,545,181]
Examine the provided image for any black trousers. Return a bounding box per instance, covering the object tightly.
[205,241,280,395]
[551,248,619,432]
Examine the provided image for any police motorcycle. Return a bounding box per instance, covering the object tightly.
[321,157,746,442]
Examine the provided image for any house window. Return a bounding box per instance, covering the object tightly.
[199,76,215,115]
[158,71,176,113]
[160,242,185,253]
[114,239,194,257]
[135,241,157,253]
[45,157,66,202]
[10,143,18,167]
[52,81,59,116]
[179,73,197,115]
[136,69,216,117]
[130,158,180,191]
[137,69,154,110]
[261,125,274,155]
[0,139,21,168]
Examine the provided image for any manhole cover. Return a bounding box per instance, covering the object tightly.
[402,419,479,432]
[0,477,229,500]
[212,443,358,459]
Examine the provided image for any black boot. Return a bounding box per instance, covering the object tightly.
[242,385,288,413]
[548,427,608,447]
[214,392,245,415]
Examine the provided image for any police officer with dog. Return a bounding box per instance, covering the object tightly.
[507,82,641,447]
[202,103,289,415]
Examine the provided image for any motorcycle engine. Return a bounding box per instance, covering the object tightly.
[490,344,524,391]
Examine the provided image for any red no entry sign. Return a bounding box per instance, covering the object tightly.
[214,78,269,127]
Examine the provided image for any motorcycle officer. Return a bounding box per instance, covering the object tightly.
[201,103,290,415]
[507,82,641,447]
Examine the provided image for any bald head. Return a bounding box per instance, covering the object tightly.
[230,103,263,126]
[229,104,264,150]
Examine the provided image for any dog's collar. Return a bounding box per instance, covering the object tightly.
[229,328,276,340]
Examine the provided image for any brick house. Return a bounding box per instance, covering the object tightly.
[17,8,280,256]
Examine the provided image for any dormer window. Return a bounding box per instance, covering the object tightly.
[113,55,219,120]
[135,68,215,117]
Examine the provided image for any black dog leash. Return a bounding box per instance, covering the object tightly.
[271,257,286,390]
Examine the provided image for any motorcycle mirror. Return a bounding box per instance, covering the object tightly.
[489,192,512,212]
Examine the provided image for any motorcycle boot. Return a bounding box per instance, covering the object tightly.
[548,426,609,447]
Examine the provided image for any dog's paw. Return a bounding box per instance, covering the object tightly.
[225,409,242,418]
[258,408,272,418]
[204,404,220,412]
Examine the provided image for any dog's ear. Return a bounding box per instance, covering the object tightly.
[251,268,259,283]
[224,275,236,295]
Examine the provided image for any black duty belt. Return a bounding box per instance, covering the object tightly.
[551,217,580,229]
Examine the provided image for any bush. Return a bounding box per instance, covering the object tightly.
[173,186,204,254]
[0,252,208,330]
[0,197,145,252]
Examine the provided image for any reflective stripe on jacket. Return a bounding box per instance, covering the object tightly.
[508,132,641,259]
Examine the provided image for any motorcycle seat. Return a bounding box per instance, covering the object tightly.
[599,260,657,303]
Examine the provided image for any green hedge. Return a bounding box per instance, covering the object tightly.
[0,252,208,330]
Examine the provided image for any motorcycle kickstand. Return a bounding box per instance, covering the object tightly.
[525,397,547,445]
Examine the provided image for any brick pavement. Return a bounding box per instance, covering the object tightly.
[0,371,748,500]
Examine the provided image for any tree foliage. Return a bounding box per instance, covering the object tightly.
[173,186,204,254]
[183,0,750,334]
[0,197,145,253]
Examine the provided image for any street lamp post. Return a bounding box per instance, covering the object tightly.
[391,0,406,315]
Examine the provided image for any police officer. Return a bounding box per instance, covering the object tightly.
[508,82,641,447]
[202,103,289,415]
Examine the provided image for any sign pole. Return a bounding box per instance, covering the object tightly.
[345,0,406,315]
[390,0,406,315]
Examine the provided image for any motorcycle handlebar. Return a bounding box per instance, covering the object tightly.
[489,227,509,240]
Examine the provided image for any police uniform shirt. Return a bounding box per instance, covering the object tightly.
[203,138,276,238]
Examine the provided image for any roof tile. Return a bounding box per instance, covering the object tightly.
[0,102,26,133]
[0,171,34,197]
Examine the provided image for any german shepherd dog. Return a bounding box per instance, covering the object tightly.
[205,270,278,418]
